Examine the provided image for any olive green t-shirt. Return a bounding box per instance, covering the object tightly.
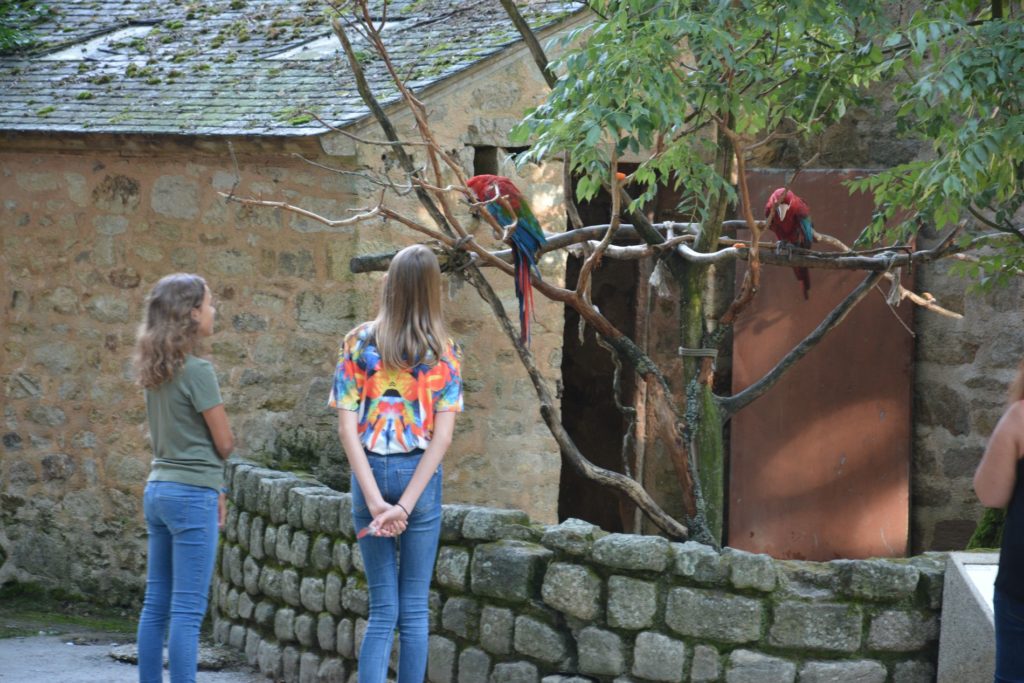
[146,354,225,491]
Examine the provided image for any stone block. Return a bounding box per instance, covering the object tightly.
[282,568,301,607]
[250,516,265,560]
[318,614,336,652]
[311,536,333,572]
[632,631,685,682]
[514,616,569,665]
[672,541,728,585]
[838,559,921,601]
[592,533,671,572]
[152,175,199,219]
[292,530,311,568]
[442,596,482,640]
[337,494,354,539]
[319,494,343,535]
[893,660,935,683]
[908,553,945,610]
[243,556,260,595]
[462,507,531,540]
[238,593,254,619]
[325,572,343,615]
[480,606,514,655]
[490,661,539,683]
[608,575,658,630]
[540,517,605,557]
[458,647,491,683]
[690,644,721,682]
[334,540,352,573]
[337,618,355,658]
[299,652,322,683]
[441,504,475,541]
[577,626,625,677]
[259,566,283,601]
[428,635,457,683]
[726,650,795,683]
[264,525,278,561]
[798,660,887,683]
[227,545,244,587]
[665,588,762,643]
[301,576,326,613]
[275,608,296,642]
[542,562,602,621]
[225,588,240,619]
[471,541,552,602]
[254,601,276,626]
[868,610,939,651]
[236,511,250,551]
[723,547,777,592]
[343,576,369,616]
[257,639,283,680]
[769,602,862,653]
[436,546,471,591]
[229,624,246,649]
[352,544,364,574]
[295,613,316,648]
[296,291,355,335]
[318,657,346,682]
[283,645,300,683]
[277,526,294,564]
[85,296,130,323]
[245,628,261,666]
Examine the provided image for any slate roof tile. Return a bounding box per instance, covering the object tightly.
[0,0,584,136]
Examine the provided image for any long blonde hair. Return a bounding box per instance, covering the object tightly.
[134,273,207,388]
[373,245,447,370]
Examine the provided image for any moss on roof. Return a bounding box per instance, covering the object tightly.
[0,0,584,136]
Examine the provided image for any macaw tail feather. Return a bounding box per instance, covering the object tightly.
[794,266,811,300]
[513,247,540,345]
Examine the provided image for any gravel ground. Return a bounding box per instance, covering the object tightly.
[0,635,265,683]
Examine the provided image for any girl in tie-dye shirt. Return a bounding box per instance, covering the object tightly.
[329,244,462,683]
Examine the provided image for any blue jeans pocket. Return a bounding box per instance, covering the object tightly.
[396,466,442,516]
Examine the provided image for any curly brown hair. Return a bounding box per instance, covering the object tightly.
[133,273,207,389]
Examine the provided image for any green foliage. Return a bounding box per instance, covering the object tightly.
[967,506,1005,550]
[512,0,896,222]
[0,0,52,54]
[514,0,1023,286]
[848,4,1024,289]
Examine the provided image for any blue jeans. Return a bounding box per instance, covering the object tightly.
[137,481,219,683]
[996,587,1024,683]
[352,451,443,683]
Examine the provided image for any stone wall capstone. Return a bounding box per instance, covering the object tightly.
[214,462,945,683]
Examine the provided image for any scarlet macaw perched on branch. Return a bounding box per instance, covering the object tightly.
[466,174,547,345]
[764,187,815,299]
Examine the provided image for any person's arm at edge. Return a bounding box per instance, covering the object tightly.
[975,402,1024,508]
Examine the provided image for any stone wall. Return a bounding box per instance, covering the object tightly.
[910,256,1024,552]
[214,462,945,683]
[0,45,566,599]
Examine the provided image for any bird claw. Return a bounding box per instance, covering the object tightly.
[775,241,794,258]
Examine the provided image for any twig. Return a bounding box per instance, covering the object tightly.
[219,192,383,228]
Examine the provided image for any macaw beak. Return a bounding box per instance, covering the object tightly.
[776,202,789,221]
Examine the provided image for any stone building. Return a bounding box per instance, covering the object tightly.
[0,0,583,599]
[0,0,1018,603]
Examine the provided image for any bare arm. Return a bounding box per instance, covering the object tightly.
[975,402,1024,508]
[338,409,389,517]
[202,404,235,459]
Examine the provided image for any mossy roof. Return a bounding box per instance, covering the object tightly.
[0,0,583,137]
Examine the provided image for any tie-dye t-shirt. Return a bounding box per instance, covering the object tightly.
[328,323,463,455]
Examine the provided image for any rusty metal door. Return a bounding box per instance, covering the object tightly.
[729,170,912,560]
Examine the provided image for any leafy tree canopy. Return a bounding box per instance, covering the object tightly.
[0,1,52,54]
[512,0,1022,286]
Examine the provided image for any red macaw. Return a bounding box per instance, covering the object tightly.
[467,174,547,344]
[764,187,814,299]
